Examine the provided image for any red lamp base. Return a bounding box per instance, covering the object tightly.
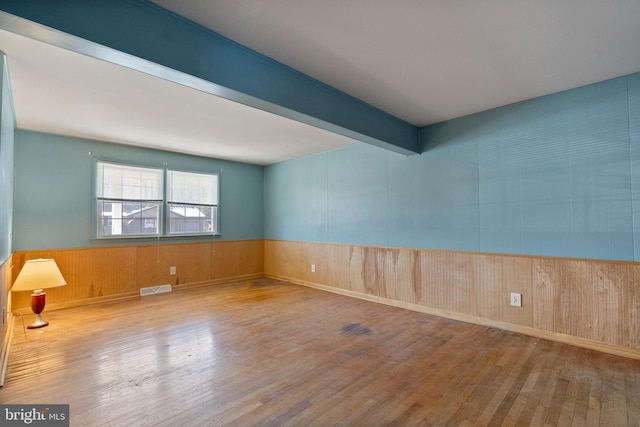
[28,291,49,329]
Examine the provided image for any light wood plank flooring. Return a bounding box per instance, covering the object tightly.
[1,278,639,426]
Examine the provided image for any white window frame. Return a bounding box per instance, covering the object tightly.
[94,160,220,239]
[167,169,219,236]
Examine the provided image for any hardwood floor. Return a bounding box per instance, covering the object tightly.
[1,278,639,426]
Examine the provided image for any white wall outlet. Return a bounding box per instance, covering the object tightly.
[510,292,522,307]
[169,266,176,275]
[311,264,316,273]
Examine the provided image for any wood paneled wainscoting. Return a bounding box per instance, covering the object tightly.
[11,240,264,312]
[264,240,640,360]
[0,257,13,385]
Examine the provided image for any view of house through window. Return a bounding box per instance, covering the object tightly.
[96,161,219,238]
[167,170,218,234]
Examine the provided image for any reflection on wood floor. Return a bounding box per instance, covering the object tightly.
[2,278,639,426]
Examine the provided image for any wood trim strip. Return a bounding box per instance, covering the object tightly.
[173,274,265,291]
[0,312,14,387]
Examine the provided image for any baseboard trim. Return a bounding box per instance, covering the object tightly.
[267,274,640,361]
[0,312,15,387]
[173,274,264,292]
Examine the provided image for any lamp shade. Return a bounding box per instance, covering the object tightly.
[12,259,67,292]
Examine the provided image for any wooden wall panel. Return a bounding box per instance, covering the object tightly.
[559,260,593,340]
[345,245,366,294]
[136,242,211,288]
[476,255,533,325]
[12,240,264,311]
[422,251,476,315]
[393,249,419,305]
[627,264,640,349]
[1,256,11,312]
[594,263,626,345]
[11,248,137,310]
[90,247,139,296]
[532,258,559,332]
[264,240,303,282]
[0,257,12,371]
[362,246,385,297]
[210,240,263,279]
[265,240,640,358]
[533,260,631,345]
[323,243,351,290]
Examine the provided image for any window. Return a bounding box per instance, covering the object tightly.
[96,162,163,237]
[167,170,218,235]
[95,161,219,238]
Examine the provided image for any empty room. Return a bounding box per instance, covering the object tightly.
[1,1,640,426]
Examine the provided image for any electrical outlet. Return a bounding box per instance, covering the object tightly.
[510,292,522,307]
[170,266,176,275]
[311,264,316,273]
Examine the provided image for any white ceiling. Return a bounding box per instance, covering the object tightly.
[3,1,640,164]
[0,29,358,165]
[152,0,640,126]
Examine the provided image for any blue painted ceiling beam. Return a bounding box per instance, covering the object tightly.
[0,0,420,155]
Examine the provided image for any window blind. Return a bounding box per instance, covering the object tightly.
[167,170,218,205]
[97,162,163,201]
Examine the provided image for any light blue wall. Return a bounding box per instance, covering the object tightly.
[265,72,639,262]
[0,52,14,359]
[631,73,640,258]
[0,54,15,264]
[13,130,264,251]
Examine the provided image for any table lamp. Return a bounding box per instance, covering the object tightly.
[11,259,67,329]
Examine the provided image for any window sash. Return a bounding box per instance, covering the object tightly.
[95,162,219,238]
[97,161,163,201]
[168,203,217,234]
[167,170,218,206]
[98,200,162,237]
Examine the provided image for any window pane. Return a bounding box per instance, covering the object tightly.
[167,170,218,205]
[169,204,216,234]
[97,162,163,200]
[98,201,161,236]
[95,163,221,238]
